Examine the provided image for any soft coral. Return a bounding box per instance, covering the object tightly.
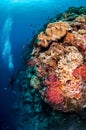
[45,73,61,86]
[73,65,86,81]
[45,86,63,105]
[45,73,63,105]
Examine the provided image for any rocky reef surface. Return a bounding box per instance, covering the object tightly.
[17,7,86,130]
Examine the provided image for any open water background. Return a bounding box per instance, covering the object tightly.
[0,0,86,129]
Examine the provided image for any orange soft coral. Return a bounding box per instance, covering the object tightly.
[73,65,86,81]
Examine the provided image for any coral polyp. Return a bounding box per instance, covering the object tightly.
[28,15,86,112]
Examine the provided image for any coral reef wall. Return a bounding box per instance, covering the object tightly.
[17,7,86,130]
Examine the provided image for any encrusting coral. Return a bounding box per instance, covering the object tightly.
[28,14,86,112]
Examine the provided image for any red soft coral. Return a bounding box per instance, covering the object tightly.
[73,65,86,81]
[48,73,57,82]
[45,73,61,87]
[45,86,63,105]
[45,74,63,105]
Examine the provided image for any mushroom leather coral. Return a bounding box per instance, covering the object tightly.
[64,32,75,43]
[38,32,49,48]
[38,21,70,48]
[73,65,86,81]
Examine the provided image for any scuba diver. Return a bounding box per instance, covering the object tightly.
[4,73,16,94]
[8,74,15,90]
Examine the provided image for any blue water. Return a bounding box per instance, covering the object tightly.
[0,0,86,129]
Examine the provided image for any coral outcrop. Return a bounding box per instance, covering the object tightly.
[17,7,86,130]
[28,14,86,112]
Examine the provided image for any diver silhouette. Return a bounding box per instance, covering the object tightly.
[8,74,15,90]
[4,74,16,94]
